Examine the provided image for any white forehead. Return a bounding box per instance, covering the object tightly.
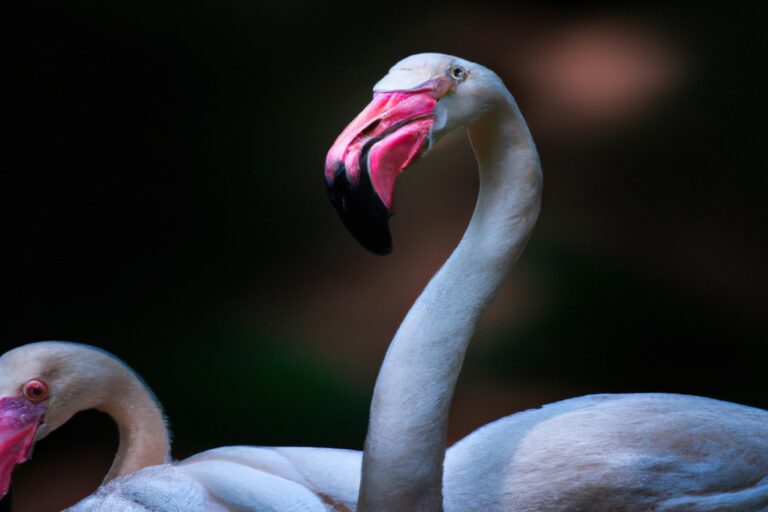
[0,342,66,384]
[373,53,476,92]
[0,341,111,390]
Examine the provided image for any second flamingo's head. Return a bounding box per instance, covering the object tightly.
[0,342,134,499]
[324,53,507,254]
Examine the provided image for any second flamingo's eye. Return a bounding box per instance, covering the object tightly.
[23,379,49,402]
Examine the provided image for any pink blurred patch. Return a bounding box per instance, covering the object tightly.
[511,17,686,135]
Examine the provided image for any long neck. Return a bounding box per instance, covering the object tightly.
[357,93,542,512]
[97,365,171,482]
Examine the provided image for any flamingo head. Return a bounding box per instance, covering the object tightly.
[324,53,507,254]
[0,342,120,498]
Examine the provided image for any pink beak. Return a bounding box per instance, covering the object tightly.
[325,79,449,254]
[0,397,46,498]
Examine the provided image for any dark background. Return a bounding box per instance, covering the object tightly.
[4,1,767,510]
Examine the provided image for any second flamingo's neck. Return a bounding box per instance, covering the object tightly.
[357,92,542,512]
[97,363,171,482]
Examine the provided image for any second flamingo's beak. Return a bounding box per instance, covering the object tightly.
[325,79,451,254]
[0,397,46,499]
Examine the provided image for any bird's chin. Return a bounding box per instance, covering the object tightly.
[324,88,439,254]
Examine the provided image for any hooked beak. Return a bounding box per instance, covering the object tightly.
[325,77,452,254]
[0,397,46,498]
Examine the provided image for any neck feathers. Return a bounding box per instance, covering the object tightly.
[358,93,541,512]
[95,358,171,481]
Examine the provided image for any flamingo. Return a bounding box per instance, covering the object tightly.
[0,341,361,511]
[324,53,768,511]
[1,53,766,512]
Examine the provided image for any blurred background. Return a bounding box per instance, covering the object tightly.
[4,1,767,509]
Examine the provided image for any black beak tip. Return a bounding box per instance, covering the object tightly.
[326,164,393,256]
[361,231,393,256]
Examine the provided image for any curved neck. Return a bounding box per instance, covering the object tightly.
[358,93,542,512]
[96,365,171,482]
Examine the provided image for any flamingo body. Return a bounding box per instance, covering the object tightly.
[70,451,353,512]
[445,394,768,511]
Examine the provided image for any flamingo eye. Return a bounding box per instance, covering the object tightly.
[449,65,467,81]
[23,379,49,402]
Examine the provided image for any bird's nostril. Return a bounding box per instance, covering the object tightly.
[361,119,381,137]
